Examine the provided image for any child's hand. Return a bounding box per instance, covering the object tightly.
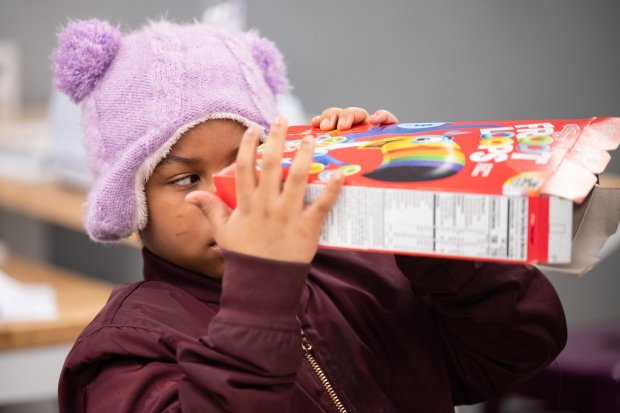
[311,107,399,131]
[186,117,343,264]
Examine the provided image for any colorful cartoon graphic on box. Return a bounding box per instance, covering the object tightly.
[358,135,465,182]
[261,122,498,185]
[249,118,619,200]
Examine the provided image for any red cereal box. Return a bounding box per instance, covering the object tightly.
[214,118,620,265]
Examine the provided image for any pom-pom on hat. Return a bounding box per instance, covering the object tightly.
[51,18,289,242]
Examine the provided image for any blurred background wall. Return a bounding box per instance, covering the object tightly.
[0,1,619,412]
[2,0,619,127]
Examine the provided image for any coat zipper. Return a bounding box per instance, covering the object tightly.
[300,328,349,413]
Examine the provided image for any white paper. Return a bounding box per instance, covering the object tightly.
[0,270,58,323]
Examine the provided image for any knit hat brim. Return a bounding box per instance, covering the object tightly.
[85,112,262,242]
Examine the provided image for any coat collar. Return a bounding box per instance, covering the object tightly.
[142,248,222,304]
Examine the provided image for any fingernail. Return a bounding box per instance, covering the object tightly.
[245,126,260,137]
[185,192,198,205]
[273,116,284,126]
[332,169,343,181]
[320,118,330,129]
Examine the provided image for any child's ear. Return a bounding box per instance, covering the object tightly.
[243,30,289,96]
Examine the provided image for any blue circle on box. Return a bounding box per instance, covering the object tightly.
[398,122,447,129]
[318,170,333,182]
[318,165,361,182]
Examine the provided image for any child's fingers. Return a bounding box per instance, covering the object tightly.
[337,107,369,130]
[305,169,343,223]
[234,126,261,210]
[317,107,368,130]
[282,135,315,204]
[185,191,230,234]
[318,107,343,130]
[368,109,399,125]
[311,115,322,128]
[314,107,398,130]
[257,117,288,198]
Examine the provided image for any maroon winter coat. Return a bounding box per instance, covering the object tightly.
[58,248,566,412]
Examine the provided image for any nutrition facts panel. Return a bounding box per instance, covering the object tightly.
[306,185,529,260]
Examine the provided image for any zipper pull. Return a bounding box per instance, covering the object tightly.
[300,328,312,352]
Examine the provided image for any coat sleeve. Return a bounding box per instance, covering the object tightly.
[394,256,567,405]
[58,250,310,413]
[175,250,310,412]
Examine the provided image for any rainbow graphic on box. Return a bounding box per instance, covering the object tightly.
[215,118,620,264]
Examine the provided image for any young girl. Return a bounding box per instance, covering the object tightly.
[53,18,566,413]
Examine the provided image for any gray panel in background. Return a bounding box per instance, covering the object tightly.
[246,1,620,121]
[2,0,618,168]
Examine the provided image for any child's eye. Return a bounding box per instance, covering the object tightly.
[171,174,200,186]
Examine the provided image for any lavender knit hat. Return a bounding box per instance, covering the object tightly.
[52,19,288,242]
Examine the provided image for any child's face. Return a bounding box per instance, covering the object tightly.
[140,119,247,279]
